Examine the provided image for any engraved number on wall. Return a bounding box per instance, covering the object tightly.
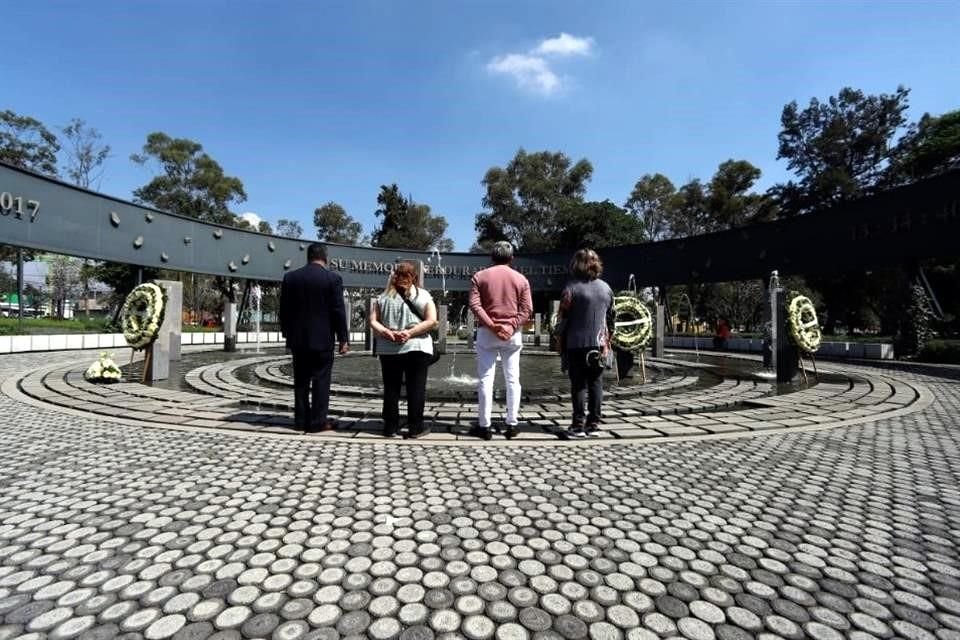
[0,192,40,221]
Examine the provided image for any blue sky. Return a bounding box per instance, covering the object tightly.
[4,1,958,250]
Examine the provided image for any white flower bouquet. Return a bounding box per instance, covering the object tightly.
[84,352,123,383]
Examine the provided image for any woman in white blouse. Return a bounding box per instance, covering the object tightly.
[368,261,438,438]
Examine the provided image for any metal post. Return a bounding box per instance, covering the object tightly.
[437,304,448,354]
[652,286,666,358]
[768,271,779,374]
[343,297,352,344]
[365,297,377,352]
[534,312,542,347]
[16,248,24,333]
[466,313,476,350]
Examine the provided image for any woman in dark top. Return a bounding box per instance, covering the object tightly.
[557,249,615,438]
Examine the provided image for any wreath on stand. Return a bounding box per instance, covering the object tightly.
[611,294,653,352]
[121,282,167,350]
[786,293,821,354]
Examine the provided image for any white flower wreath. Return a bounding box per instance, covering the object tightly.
[611,294,653,351]
[84,351,123,383]
[121,282,166,350]
[787,293,821,354]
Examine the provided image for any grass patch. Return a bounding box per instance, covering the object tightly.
[0,317,114,335]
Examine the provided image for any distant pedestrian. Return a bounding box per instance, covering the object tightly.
[280,243,349,433]
[714,318,731,351]
[368,261,438,438]
[468,241,533,440]
[556,248,614,438]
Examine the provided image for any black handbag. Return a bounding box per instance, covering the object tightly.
[401,292,442,366]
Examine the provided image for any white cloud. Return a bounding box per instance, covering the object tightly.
[240,212,262,227]
[486,33,593,96]
[486,54,560,95]
[534,33,594,57]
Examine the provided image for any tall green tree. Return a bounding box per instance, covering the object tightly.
[371,185,452,251]
[773,86,915,336]
[0,109,59,176]
[60,118,111,189]
[774,86,911,215]
[624,173,677,242]
[555,200,645,251]
[885,108,960,185]
[276,218,304,239]
[314,202,364,245]
[131,132,246,224]
[475,149,593,252]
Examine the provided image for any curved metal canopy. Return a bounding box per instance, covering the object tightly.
[1,162,957,292]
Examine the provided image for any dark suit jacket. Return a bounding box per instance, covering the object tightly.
[280,262,349,352]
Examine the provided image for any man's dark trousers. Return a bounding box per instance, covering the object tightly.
[293,349,335,428]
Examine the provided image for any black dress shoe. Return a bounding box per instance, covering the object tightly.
[468,426,493,441]
[306,420,337,434]
[504,425,518,440]
[406,426,431,439]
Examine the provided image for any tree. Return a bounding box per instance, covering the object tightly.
[0,109,59,176]
[774,86,911,215]
[555,200,645,251]
[885,109,960,185]
[313,202,364,245]
[46,255,83,319]
[60,118,111,189]
[371,185,452,251]
[82,262,160,323]
[276,218,304,239]
[624,173,677,242]
[131,132,246,224]
[475,149,593,252]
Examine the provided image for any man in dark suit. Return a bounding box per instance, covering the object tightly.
[280,243,349,432]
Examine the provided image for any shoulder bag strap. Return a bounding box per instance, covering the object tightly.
[401,288,427,321]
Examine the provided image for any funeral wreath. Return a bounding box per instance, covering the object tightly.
[787,293,821,354]
[611,294,653,351]
[121,282,166,350]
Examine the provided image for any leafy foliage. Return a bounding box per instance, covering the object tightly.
[275,218,304,239]
[0,109,59,176]
[131,132,247,224]
[371,185,452,251]
[314,202,364,245]
[60,118,111,189]
[554,200,644,250]
[774,86,911,215]
[475,149,593,252]
[885,109,960,185]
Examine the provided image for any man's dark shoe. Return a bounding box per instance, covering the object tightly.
[504,425,518,440]
[307,420,337,434]
[469,426,492,441]
[406,427,431,439]
[383,428,399,438]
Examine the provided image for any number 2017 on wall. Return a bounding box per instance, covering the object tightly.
[0,192,40,221]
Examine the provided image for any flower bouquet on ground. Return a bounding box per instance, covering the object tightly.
[84,352,123,383]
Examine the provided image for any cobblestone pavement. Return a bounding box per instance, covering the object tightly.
[1,350,959,640]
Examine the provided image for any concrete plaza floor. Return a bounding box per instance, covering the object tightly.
[1,348,959,640]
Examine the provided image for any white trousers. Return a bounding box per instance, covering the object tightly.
[475,327,523,428]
